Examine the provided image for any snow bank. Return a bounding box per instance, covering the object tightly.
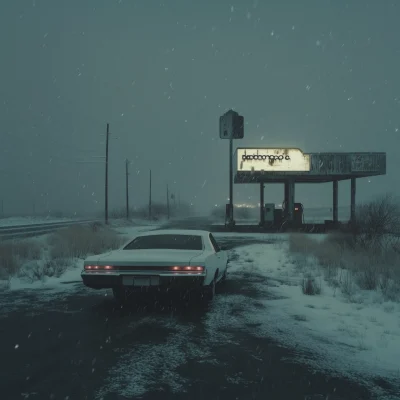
[229,242,400,391]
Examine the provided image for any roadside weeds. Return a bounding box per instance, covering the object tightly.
[288,233,400,302]
[0,223,124,287]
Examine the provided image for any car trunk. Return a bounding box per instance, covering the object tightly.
[94,249,205,267]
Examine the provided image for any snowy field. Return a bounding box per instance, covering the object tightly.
[218,237,400,392]
[0,227,399,398]
[0,216,85,227]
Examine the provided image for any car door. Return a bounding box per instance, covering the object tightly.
[209,233,227,279]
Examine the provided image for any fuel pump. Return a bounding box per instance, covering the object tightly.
[294,203,304,224]
[281,201,305,224]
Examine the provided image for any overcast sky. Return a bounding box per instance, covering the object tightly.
[0,0,399,217]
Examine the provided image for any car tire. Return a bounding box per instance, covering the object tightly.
[112,287,127,304]
[202,274,216,303]
[220,263,228,282]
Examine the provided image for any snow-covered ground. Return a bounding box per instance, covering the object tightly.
[2,229,399,398]
[215,237,400,391]
[0,216,84,227]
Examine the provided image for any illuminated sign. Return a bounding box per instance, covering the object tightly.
[237,148,311,172]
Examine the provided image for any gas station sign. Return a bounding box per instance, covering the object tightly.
[237,148,311,172]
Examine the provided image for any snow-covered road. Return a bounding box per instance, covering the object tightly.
[1,228,399,399]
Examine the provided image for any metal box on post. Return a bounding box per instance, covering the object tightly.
[219,110,244,139]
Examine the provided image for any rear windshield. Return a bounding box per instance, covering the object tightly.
[123,234,203,250]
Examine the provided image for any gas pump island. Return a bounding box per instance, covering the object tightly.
[219,110,386,230]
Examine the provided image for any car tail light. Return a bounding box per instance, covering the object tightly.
[169,266,204,272]
[84,265,113,271]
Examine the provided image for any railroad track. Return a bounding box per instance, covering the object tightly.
[0,219,102,240]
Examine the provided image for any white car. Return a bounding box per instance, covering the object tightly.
[81,229,229,303]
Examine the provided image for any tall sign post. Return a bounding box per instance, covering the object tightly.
[149,169,152,220]
[105,123,110,225]
[167,184,170,220]
[219,110,244,229]
[125,159,130,220]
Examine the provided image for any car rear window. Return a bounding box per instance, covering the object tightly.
[123,234,203,250]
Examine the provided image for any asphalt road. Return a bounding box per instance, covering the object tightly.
[0,231,397,400]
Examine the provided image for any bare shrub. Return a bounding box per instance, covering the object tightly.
[339,269,357,299]
[0,243,19,278]
[288,193,400,301]
[0,240,42,279]
[324,232,355,251]
[393,241,400,254]
[349,193,400,251]
[11,241,41,260]
[323,263,341,287]
[355,264,380,290]
[301,276,321,295]
[379,280,400,302]
[48,223,124,259]
[312,240,341,268]
[20,259,69,282]
[289,234,342,268]
[341,252,380,291]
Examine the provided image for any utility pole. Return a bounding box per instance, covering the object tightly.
[149,169,152,220]
[125,159,130,220]
[33,201,35,216]
[105,123,110,224]
[167,184,170,220]
[1,199,3,218]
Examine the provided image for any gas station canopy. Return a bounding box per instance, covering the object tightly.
[234,148,386,184]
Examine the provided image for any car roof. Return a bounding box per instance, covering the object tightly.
[136,229,210,238]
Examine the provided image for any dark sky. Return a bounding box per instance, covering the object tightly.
[0,0,399,216]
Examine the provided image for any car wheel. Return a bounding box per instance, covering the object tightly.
[221,263,228,282]
[203,274,216,303]
[112,287,127,303]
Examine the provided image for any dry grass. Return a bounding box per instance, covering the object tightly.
[288,232,400,301]
[48,222,124,259]
[20,259,72,283]
[0,240,42,279]
[301,276,322,295]
[0,222,124,282]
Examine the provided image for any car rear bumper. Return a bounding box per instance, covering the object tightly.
[81,271,206,291]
